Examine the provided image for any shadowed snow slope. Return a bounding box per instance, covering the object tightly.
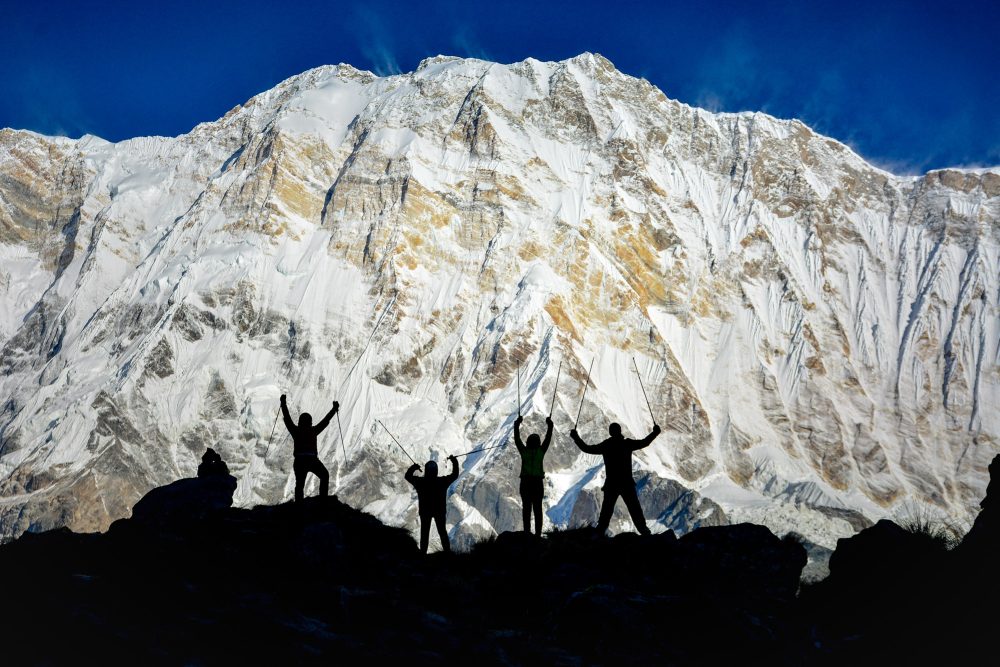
[1,53,998,548]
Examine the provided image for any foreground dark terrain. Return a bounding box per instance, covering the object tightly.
[2,453,998,665]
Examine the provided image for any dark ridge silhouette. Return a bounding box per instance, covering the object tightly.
[957,453,1000,554]
[0,448,805,665]
[405,455,459,553]
[281,394,338,501]
[514,414,553,536]
[801,453,1000,664]
[570,422,661,534]
[1,450,998,665]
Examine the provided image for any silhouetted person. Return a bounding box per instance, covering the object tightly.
[514,415,553,536]
[570,422,661,535]
[280,394,338,502]
[405,455,459,553]
[197,447,230,477]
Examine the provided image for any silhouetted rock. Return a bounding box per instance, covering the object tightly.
[676,523,807,600]
[491,529,544,553]
[983,454,1000,510]
[827,518,946,585]
[942,453,1000,663]
[957,454,1000,556]
[803,515,957,662]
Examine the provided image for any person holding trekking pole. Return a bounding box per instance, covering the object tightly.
[280,394,339,502]
[514,413,554,536]
[570,420,660,535]
[405,455,460,554]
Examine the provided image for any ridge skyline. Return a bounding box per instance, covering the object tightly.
[6,52,998,178]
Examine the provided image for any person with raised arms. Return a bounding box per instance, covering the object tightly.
[514,414,553,536]
[569,421,660,535]
[280,394,339,502]
[405,455,459,554]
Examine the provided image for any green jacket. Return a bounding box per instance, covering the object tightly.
[514,417,553,478]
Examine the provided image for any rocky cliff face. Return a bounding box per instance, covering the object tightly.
[1,54,998,546]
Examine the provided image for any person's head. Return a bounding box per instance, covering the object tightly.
[609,423,622,438]
[299,413,312,428]
[425,460,438,478]
[527,433,541,449]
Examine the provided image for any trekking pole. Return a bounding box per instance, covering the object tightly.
[517,362,522,416]
[456,441,508,457]
[574,357,596,429]
[632,356,655,424]
[340,295,396,392]
[263,407,281,459]
[549,360,562,418]
[376,419,417,465]
[336,411,347,465]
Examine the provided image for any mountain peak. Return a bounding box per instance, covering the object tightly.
[416,54,466,70]
[0,54,996,552]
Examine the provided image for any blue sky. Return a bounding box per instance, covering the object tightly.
[3,0,997,173]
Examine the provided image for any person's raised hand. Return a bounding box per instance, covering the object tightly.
[653,424,661,435]
[280,394,287,404]
[570,428,578,438]
[333,400,340,411]
[449,455,458,465]
[515,415,523,425]
[545,416,553,426]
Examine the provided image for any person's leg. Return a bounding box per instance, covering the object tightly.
[419,515,431,554]
[293,459,306,503]
[596,487,619,533]
[532,479,544,536]
[435,512,450,552]
[621,483,650,535]
[312,459,329,497]
[519,480,531,532]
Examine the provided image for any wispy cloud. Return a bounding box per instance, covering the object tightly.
[6,65,97,138]
[690,27,788,115]
[451,25,492,62]
[351,7,401,76]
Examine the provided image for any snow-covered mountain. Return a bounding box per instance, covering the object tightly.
[1,53,998,549]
